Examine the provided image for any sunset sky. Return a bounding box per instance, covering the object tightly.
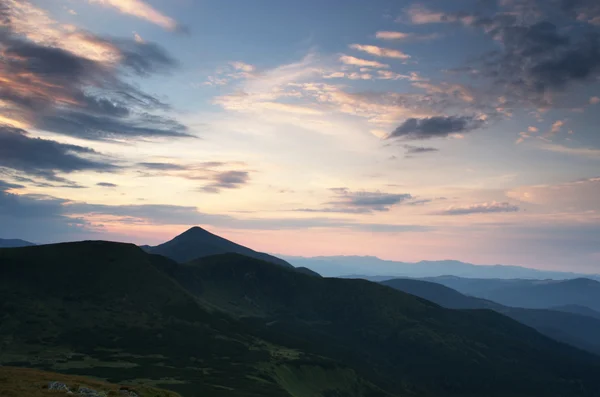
[1,0,599,271]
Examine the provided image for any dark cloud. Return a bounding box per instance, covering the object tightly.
[389,116,485,140]
[403,144,439,154]
[0,126,117,183]
[435,202,520,216]
[297,188,413,214]
[113,39,178,76]
[0,4,190,141]
[0,180,23,190]
[97,182,117,188]
[201,171,250,193]
[559,0,600,24]
[483,21,600,102]
[138,162,188,171]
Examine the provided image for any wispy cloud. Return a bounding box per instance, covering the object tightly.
[539,143,600,158]
[0,126,117,185]
[88,0,182,31]
[375,31,440,41]
[339,55,389,68]
[435,202,520,216]
[349,44,411,59]
[0,0,189,142]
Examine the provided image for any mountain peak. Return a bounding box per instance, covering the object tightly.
[146,226,294,268]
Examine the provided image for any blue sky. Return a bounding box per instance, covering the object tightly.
[1,0,599,271]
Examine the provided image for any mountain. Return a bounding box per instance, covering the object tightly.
[283,255,600,280]
[0,242,381,397]
[381,278,600,355]
[0,238,35,248]
[145,227,293,268]
[425,276,600,312]
[5,243,600,396]
[551,304,600,320]
[168,253,600,396]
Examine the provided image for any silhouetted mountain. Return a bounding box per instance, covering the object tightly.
[4,243,600,396]
[284,255,600,280]
[382,278,600,355]
[167,253,600,396]
[0,242,382,397]
[0,238,35,248]
[426,276,600,312]
[146,226,293,268]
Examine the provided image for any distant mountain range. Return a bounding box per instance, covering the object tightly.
[382,278,600,355]
[0,238,35,248]
[4,241,600,396]
[422,276,600,313]
[143,226,294,268]
[283,255,600,280]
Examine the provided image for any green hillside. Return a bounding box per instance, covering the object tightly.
[170,253,600,396]
[3,243,600,397]
[0,242,384,397]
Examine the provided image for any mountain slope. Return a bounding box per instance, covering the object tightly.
[146,227,293,268]
[0,366,180,397]
[0,238,35,248]
[6,243,600,396]
[426,276,600,312]
[382,278,600,355]
[0,242,382,397]
[166,253,600,397]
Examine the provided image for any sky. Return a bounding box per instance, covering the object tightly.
[0,0,599,272]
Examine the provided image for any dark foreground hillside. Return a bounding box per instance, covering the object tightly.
[2,243,600,397]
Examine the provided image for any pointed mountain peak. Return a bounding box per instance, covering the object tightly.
[148,226,294,268]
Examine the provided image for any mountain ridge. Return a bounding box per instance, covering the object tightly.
[144,227,293,268]
[5,242,600,396]
[283,255,600,280]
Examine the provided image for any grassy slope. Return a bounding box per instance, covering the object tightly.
[0,242,392,397]
[0,366,179,397]
[173,253,600,397]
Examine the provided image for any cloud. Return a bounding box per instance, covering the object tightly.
[435,202,520,216]
[477,19,600,104]
[88,0,182,31]
[375,31,440,41]
[97,182,117,187]
[548,120,565,136]
[339,55,389,69]
[349,44,411,59]
[0,0,189,141]
[559,0,600,26]
[538,143,600,158]
[389,116,485,140]
[404,4,453,24]
[296,188,414,214]
[201,171,250,193]
[403,144,439,154]
[591,96,600,105]
[0,185,429,242]
[0,126,117,183]
[138,162,188,171]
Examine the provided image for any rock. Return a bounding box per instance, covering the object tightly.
[77,387,106,397]
[118,387,138,397]
[48,382,70,392]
